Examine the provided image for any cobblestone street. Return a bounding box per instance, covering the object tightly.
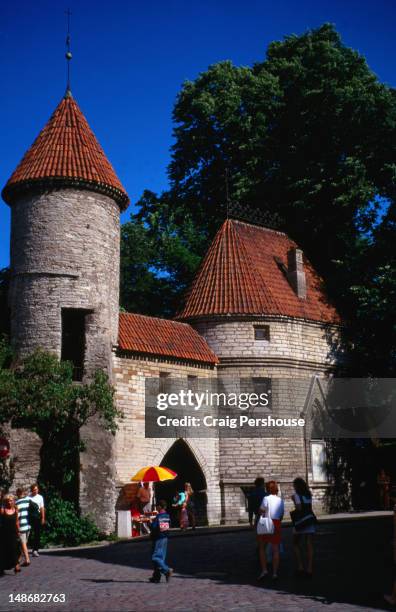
[0,517,393,612]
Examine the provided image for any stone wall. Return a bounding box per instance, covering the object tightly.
[7,428,41,492]
[192,316,341,370]
[112,353,222,526]
[9,189,120,372]
[9,187,121,532]
[190,315,340,521]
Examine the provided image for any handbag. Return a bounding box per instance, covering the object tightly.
[256,502,274,535]
[290,506,317,531]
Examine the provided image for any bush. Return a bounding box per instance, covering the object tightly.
[40,495,101,547]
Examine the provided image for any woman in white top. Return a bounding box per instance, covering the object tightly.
[257,481,284,580]
[292,477,315,578]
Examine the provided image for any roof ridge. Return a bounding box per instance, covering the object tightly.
[230,221,283,313]
[121,311,192,329]
[227,219,262,312]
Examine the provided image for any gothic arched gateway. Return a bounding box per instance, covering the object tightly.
[155,439,208,526]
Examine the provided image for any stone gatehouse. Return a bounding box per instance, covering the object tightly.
[2,89,341,532]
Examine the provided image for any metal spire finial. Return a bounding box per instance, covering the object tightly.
[225,167,230,219]
[65,9,72,97]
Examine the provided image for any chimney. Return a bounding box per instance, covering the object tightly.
[287,248,306,299]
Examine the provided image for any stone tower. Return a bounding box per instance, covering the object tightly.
[177,219,341,521]
[2,90,129,530]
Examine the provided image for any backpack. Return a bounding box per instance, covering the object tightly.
[28,500,41,522]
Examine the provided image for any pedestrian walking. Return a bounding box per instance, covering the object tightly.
[15,487,33,567]
[257,480,284,581]
[29,483,45,557]
[291,477,316,578]
[248,477,267,527]
[184,482,196,529]
[148,500,173,583]
[0,494,21,575]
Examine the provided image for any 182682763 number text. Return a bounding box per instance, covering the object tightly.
[9,594,66,603]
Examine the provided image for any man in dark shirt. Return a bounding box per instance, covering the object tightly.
[248,477,267,527]
[148,500,173,583]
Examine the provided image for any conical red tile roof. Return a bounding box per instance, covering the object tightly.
[177,219,340,324]
[2,93,129,208]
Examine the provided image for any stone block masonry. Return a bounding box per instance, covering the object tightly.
[9,187,121,533]
[9,189,120,369]
[190,315,341,522]
[113,354,222,526]
[192,316,341,369]
[7,428,41,491]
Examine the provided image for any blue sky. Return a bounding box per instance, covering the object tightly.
[1,0,395,268]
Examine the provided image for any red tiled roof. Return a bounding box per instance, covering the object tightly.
[177,219,340,324]
[2,93,129,209]
[118,313,219,365]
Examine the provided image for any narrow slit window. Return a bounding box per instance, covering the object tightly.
[159,372,171,393]
[187,375,198,391]
[61,309,87,381]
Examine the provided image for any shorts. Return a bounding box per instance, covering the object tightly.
[257,519,282,545]
[293,525,316,535]
[19,530,30,545]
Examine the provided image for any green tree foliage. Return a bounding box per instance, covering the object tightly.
[121,204,203,315]
[40,493,100,547]
[0,344,120,498]
[346,205,396,375]
[121,24,395,374]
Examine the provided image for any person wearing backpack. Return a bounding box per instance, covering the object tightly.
[147,500,173,583]
[291,477,316,579]
[29,484,45,557]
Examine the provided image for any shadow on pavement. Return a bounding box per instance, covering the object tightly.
[45,518,393,611]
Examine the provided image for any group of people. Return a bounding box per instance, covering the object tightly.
[132,481,196,533]
[0,484,45,576]
[248,476,315,581]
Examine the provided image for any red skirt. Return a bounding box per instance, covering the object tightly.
[257,519,282,545]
